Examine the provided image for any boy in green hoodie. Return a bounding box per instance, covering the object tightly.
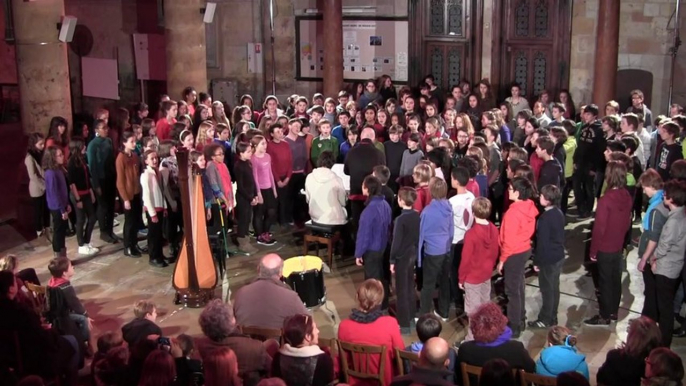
[310,119,339,167]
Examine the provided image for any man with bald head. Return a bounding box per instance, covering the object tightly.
[344,126,386,232]
[233,253,309,330]
[391,337,454,386]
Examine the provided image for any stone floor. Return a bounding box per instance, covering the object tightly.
[1,211,686,386]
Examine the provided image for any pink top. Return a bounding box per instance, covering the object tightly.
[252,153,277,195]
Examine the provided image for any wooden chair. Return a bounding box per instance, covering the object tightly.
[25,282,47,317]
[394,348,419,376]
[461,363,482,386]
[338,341,387,385]
[519,370,557,386]
[239,325,283,343]
[318,338,340,385]
[303,222,344,270]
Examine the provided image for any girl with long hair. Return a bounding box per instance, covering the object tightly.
[476,79,496,110]
[155,100,178,140]
[67,137,98,256]
[46,116,70,159]
[195,121,215,151]
[232,105,254,129]
[378,74,398,104]
[176,100,189,118]
[250,135,278,246]
[203,348,242,386]
[557,89,576,120]
[116,131,143,257]
[466,95,483,133]
[192,104,210,136]
[179,129,195,152]
[211,101,232,130]
[25,132,50,237]
[43,146,71,257]
[182,86,197,116]
[159,140,182,259]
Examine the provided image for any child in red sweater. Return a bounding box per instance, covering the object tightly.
[459,197,500,342]
[412,163,433,213]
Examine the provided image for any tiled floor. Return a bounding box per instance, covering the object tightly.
[2,213,685,385]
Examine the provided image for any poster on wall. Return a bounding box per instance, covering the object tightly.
[296,16,409,83]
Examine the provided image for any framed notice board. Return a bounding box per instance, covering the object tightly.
[295,16,409,83]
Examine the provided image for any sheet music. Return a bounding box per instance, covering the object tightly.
[331,163,350,192]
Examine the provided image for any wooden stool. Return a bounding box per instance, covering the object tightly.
[303,222,343,270]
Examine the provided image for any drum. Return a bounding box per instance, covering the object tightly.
[283,255,326,308]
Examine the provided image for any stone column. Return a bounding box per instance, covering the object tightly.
[592,0,620,106]
[164,0,207,99]
[11,0,72,134]
[322,0,343,98]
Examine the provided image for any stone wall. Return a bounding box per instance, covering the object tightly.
[570,0,676,116]
[0,4,17,84]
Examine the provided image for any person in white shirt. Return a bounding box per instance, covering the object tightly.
[305,151,347,225]
[140,150,168,268]
[448,166,475,315]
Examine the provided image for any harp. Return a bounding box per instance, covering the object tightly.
[172,150,217,307]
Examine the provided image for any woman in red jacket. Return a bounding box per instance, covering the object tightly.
[338,279,404,385]
[499,177,538,338]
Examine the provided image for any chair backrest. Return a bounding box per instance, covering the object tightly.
[394,348,419,376]
[24,282,47,317]
[338,340,387,385]
[461,363,482,386]
[239,325,283,343]
[519,370,558,386]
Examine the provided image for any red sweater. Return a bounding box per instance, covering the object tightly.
[500,199,538,262]
[338,315,404,386]
[530,152,544,182]
[413,185,432,213]
[466,179,480,197]
[590,187,633,257]
[460,221,500,284]
[265,140,293,180]
[156,118,176,141]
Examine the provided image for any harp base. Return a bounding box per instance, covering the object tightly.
[174,289,214,308]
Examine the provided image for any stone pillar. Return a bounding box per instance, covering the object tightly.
[322,0,343,98]
[164,0,207,99]
[592,0,620,106]
[11,0,72,134]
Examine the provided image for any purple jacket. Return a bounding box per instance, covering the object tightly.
[355,195,392,257]
[45,169,69,213]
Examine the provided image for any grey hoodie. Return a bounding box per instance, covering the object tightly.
[654,206,686,279]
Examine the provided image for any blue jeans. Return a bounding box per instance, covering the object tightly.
[69,313,90,340]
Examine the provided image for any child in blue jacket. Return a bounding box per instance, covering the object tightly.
[536,326,589,379]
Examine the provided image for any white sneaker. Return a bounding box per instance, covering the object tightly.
[78,246,91,255]
[87,245,100,254]
[433,310,448,322]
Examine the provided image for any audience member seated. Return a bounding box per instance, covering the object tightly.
[536,326,589,379]
[233,253,309,330]
[176,334,203,379]
[138,349,178,386]
[0,271,78,384]
[455,302,535,385]
[121,300,163,346]
[406,314,456,376]
[597,316,662,386]
[128,339,159,385]
[271,314,334,386]
[91,331,125,381]
[478,358,517,386]
[0,254,39,308]
[196,298,271,386]
[46,256,94,354]
[642,347,684,386]
[93,346,131,386]
[203,347,242,386]
[338,278,404,385]
[305,150,348,225]
[391,337,453,386]
[557,371,591,386]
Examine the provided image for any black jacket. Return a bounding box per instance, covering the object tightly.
[385,140,407,177]
[391,366,454,386]
[344,139,386,196]
[390,209,421,264]
[573,119,605,172]
[121,317,163,346]
[235,159,257,202]
[456,340,535,385]
[534,207,566,266]
[538,159,563,190]
[597,349,646,386]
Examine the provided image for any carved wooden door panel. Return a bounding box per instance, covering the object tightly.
[409,0,482,89]
[492,0,571,100]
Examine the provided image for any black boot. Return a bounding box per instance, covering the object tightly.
[149,259,168,268]
[124,247,142,258]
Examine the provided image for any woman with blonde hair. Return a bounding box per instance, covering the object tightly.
[195,121,215,151]
[0,254,38,307]
[211,101,232,130]
[338,279,404,386]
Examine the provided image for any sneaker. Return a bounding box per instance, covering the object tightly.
[527,320,550,329]
[78,245,91,255]
[583,314,611,326]
[138,229,148,236]
[257,234,276,246]
[87,245,100,254]
[433,310,448,322]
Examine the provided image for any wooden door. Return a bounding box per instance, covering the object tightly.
[491,0,571,100]
[408,0,482,89]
